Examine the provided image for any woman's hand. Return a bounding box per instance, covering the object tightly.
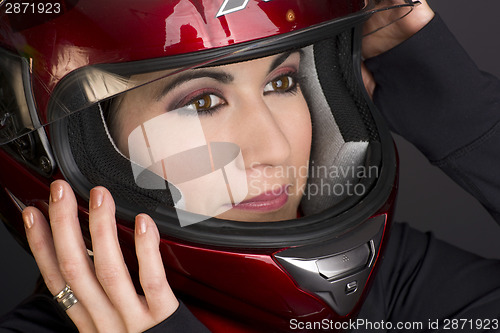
[362,0,435,59]
[22,180,179,333]
[361,0,435,97]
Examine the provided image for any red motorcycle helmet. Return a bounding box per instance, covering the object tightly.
[0,0,416,331]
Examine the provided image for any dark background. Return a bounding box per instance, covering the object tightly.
[1,0,500,317]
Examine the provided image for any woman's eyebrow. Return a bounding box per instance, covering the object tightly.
[153,50,301,100]
[154,70,234,101]
[268,50,303,73]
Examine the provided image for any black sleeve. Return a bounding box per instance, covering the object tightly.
[358,223,500,331]
[0,292,79,333]
[0,286,210,333]
[144,302,211,333]
[364,14,500,223]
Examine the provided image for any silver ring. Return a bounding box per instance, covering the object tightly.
[54,285,78,311]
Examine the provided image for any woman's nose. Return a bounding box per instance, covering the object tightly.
[236,98,291,169]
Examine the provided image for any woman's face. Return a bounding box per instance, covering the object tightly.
[112,51,312,222]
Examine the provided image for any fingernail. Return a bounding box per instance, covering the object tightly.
[90,188,103,209]
[136,215,147,235]
[50,182,63,202]
[23,211,34,229]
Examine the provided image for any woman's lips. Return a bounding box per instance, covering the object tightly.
[232,185,289,212]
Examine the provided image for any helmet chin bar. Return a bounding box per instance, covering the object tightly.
[274,214,386,316]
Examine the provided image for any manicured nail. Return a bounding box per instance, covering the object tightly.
[50,182,64,202]
[23,211,34,229]
[136,215,147,235]
[90,188,104,209]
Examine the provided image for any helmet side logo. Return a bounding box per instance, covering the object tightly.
[216,0,273,18]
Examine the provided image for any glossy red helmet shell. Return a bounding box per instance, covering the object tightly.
[0,0,404,331]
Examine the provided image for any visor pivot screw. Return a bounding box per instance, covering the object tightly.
[286,9,295,22]
[39,155,52,174]
[14,134,35,160]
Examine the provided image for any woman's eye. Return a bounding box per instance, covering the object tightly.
[185,94,225,112]
[264,74,295,93]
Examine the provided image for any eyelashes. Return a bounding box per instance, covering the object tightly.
[264,71,300,96]
[183,93,226,115]
[172,70,302,116]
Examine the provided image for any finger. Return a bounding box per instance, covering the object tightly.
[88,187,147,322]
[24,207,67,294]
[361,62,375,99]
[49,180,125,332]
[23,206,97,332]
[135,214,179,320]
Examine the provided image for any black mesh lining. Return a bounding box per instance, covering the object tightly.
[337,31,380,142]
[66,30,378,215]
[314,30,379,142]
[67,105,175,211]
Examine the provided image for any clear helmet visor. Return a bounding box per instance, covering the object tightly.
[56,46,380,227]
[0,0,415,227]
[67,50,316,227]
